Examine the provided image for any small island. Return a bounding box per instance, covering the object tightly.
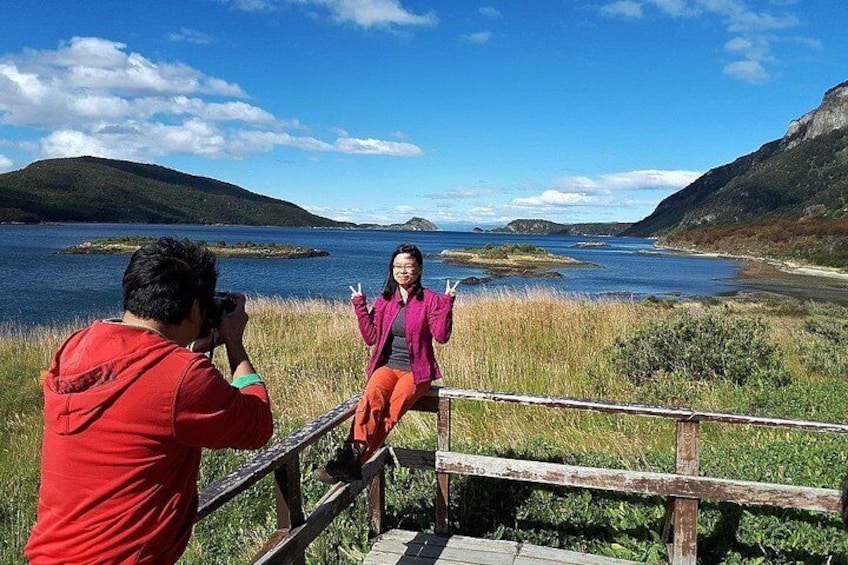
[60,237,329,259]
[437,243,594,279]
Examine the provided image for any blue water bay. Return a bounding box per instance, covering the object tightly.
[0,223,743,326]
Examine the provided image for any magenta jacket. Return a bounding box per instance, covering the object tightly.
[352,288,454,384]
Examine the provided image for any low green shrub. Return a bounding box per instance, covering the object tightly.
[611,308,790,387]
[796,308,848,379]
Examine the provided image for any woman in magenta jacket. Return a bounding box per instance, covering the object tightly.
[315,243,459,483]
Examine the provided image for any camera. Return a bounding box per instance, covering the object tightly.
[206,291,237,329]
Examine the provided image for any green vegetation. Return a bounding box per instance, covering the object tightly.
[60,236,329,259]
[3,294,848,563]
[438,244,588,277]
[610,308,790,387]
[663,219,848,269]
[467,243,554,259]
[0,156,347,227]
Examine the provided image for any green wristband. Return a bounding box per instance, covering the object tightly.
[233,373,265,389]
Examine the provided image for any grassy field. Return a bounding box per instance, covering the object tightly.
[2,291,848,564]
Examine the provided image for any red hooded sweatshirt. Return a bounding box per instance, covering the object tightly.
[25,320,273,564]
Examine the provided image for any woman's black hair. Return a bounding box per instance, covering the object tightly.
[122,237,218,325]
[381,243,424,300]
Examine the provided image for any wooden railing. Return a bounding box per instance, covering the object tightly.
[195,387,848,564]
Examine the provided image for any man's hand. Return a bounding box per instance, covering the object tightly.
[214,293,256,377]
[217,293,248,347]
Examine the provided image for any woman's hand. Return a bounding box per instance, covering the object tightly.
[349,283,363,299]
[445,279,460,297]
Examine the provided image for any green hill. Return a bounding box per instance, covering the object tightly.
[0,156,350,227]
[623,81,848,269]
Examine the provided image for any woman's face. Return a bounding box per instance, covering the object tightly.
[392,252,421,289]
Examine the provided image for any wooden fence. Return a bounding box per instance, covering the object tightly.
[195,387,848,564]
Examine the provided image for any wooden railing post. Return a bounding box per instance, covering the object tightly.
[265,454,306,565]
[671,420,700,565]
[435,396,451,534]
[368,465,386,535]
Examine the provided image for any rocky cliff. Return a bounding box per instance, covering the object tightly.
[624,80,848,238]
[784,81,848,149]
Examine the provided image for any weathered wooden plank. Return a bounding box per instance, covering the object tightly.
[369,529,518,564]
[436,452,841,513]
[671,421,699,565]
[274,454,305,531]
[391,447,436,470]
[368,465,386,535]
[369,539,516,564]
[411,394,440,413]
[425,388,848,434]
[196,395,359,522]
[436,397,452,535]
[269,455,305,565]
[365,550,441,564]
[517,542,642,564]
[252,447,389,564]
[367,530,645,565]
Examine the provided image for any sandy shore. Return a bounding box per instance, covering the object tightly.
[728,260,848,304]
[656,245,848,304]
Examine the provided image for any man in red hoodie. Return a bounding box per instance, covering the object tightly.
[25,237,274,564]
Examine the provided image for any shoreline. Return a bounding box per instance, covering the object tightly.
[656,244,848,304]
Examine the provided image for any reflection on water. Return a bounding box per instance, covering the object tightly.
[0,223,744,326]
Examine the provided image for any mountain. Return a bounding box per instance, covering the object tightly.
[358,217,439,231]
[0,156,350,228]
[623,81,848,268]
[491,219,632,236]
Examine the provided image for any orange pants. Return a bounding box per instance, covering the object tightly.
[349,366,431,462]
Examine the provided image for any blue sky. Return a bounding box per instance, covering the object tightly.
[0,0,844,228]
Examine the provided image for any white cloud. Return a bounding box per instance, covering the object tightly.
[461,32,492,45]
[723,59,769,83]
[600,0,812,83]
[333,137,424,156]
[554,169,701,193]
[512,191,594,207]
[41,130,118,159]
[509,169,701,209]
[293,0,437,29]
[168,28,214,45]
[219,0,278,12]
[0,153,13,171]
[0,37,423,161]
[479,6,502,18]
[601,1,643,18]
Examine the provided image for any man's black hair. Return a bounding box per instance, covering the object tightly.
[122,237,218,325]
[381,242,425,301]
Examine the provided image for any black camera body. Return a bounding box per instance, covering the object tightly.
[207,291,237,329]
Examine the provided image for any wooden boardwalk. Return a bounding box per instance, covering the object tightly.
[366,529,643,565]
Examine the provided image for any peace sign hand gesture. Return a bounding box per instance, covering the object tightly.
[445,279,460,297]
[349,283,363,299]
